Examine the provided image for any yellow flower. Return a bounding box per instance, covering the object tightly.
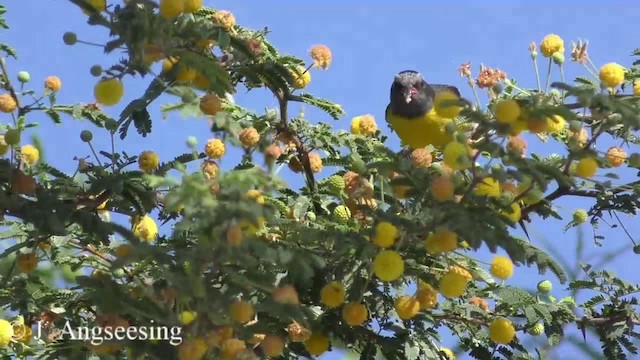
[440,348,456,360]
[204,139,225,159]
[309,152,323,173]
[44,76,62,92]
[342,302,368,326]
[178,337,208,360]
[350,117,362,135]
[431,176,454,201]
[354,114,377,135]
[183,0,203,13]
[373,250,404,282]
[320,281,346,308]
[490,256,514,280]
[501,202,521,223]
[439,270,469,298]
[424,228,458,254]
[239,217,265,237]
[132,215,158,242]
[0,319,13,347]
[159,0,184,19]
[239,127,260,147]
[0,94,17,113]
[475,177,501,198]
[16,253,38,273]
[245,189,265,204]
[94,78,124,106]
[213,10,236,31]
[575,157,598,178]
[599,62,626,88]
[509,118,528,136]
[81,0,106,14]
[372,221,398,248]
[178,311,197,326]
[21,145,39,165]
[494,99,521,124]
[12,323,32,344]
[434,91,462,119]
[138,151,159,173]
[394,295,420,320]
[220,338,245,358]
[415,284,438,309]
[450,265,473,281]
[540,34,564,57]
[304,333,330,356]
[290,66,311,89]
[443,141,471,170]
[229,300,254,324]
[546,115,565,134]
[114,244,133,258]
[634,80,640,96]
[606,147,627,167]
[260,335,285,357]
[199,94,222,116]
[162,57,196,83]
[309,44,332,70]
[489,317,516,344]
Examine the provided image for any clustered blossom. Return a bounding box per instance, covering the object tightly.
[475,64,507,89]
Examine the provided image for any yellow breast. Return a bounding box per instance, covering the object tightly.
[386,108,454,149]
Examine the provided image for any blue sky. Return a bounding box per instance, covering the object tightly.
[5,1,640,359]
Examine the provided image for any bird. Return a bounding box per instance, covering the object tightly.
[385,70,461,149]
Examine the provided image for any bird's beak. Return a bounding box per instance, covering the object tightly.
[404,91,413,104]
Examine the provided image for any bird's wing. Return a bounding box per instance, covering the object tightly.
[431,84,461,97]
[384,104,394,129]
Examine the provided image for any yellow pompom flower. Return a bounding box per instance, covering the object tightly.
[0,94,17,113]
[239,127,260,147]
[489,317,516,344]
[178,311,197,326]
[229,300,254,324]
[159,0,184,18]
[540,34,564,57]
[394,295,420,320]
[21,145,39,165]
[634,80,640,96]
[606,147,627,167]
[132,215,158,242]
[546,115,565,134]
[475,177,501,198]
[494,99,521,124]
[490,256,514,280]
[0,319,13,347]
[434,91,462,119]
[138,151,160,173]
[204,139,225,159]
[576,157,598,178]
[44,76,62,92]
[320,281,346,308]
[304,333,330,356]
[178,337,208,360]
[440,348,456,360]
[213,10,236,31]
[450,264,473,281]
[424,228,458,254]
[373,250,404,282]
[199,94,222,116]
[260,335,285,357]
[431,175,454,201]
[183,0,203,13]
[290,66,311,89]
[342,302,368,326]
[94,78,124,106]
[439,268,470,298]
[309,44,332,70]
[350,117,362,135]
[443,141,471,170]
[599,62,626,88]
[415,283,438,309]
[372,221,398,248]
[355,114,378,135]
[220,338,245,358]
[81,0,106,15]
[245,189,265,204]
[501,202,521,223]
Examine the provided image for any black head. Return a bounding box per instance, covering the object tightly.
[389,70,434,118]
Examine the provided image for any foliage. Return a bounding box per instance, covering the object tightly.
[0,2,638,360]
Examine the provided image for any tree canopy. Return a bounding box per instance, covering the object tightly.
[0,1,640,359]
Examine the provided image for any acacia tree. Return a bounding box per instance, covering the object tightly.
[0,1,639,359]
